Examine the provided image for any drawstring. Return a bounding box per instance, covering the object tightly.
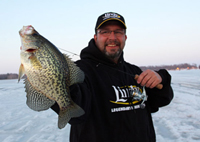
[96,63,101,67]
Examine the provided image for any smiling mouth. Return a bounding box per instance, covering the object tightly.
[107,44,117,47]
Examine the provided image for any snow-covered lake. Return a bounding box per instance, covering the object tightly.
[0,69,200,142]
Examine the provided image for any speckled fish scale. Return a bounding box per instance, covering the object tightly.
[18,25,85,129]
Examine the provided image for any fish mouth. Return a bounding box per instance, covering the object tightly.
[19,25,39,37]
[19,25,34,36]
[25,48,37,53]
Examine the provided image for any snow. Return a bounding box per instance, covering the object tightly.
[153,69,200,142]
[0,69,200,142]
[0,79,70,142]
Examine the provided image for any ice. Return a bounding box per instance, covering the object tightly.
[0,79,70,142]
[0,69,200,142]
[153,69,200,142]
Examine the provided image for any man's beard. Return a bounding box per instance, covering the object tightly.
[103,40,122,59]
[104,48,122,59]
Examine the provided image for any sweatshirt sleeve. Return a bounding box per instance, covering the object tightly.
[68,81,92,124]
[146,69,174,113]
[50,79,92,125]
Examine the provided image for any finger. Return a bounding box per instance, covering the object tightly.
[140,74,151,86]
[144,75,157,88]
[139,70,155,86]
[149,80,163,89]
[145,75,163,89]
[136,71,148,84]
[135,74,163,89]
[148,80,158,88]
[135,70,162,88]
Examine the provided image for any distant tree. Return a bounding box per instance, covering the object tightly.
[139,63,198,71]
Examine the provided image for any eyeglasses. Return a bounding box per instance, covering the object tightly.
[97,30,125,37]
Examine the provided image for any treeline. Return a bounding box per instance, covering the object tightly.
[0,63,199,80]
[140,63,199,71]
[0,73,18,80]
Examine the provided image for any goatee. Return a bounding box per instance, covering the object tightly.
[104,48,122,59]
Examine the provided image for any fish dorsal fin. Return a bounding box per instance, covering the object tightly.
[63,54,85,86]
[24,78,55,111]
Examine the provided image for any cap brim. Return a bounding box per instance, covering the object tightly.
[96,18,127,29]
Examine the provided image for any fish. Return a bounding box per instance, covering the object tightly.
[18,25,85,129]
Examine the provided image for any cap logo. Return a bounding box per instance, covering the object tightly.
[95,12,127,29]
[103,13,120,20]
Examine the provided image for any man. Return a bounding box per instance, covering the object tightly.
[52,12,173,142]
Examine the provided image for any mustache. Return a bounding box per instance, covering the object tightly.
[105,40,120,46]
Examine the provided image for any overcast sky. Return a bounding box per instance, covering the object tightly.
[0,0,199,74]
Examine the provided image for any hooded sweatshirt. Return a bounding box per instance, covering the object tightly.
[53,39,173,142]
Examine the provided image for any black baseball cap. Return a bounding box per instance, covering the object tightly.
[95,12,127,30]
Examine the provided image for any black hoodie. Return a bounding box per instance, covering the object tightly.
[54,39,173,142]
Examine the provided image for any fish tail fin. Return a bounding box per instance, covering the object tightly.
[58,103,85,129]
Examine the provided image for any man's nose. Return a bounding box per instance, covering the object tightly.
[108,31,117,39]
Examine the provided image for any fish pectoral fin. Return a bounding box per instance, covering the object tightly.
[58,102,85,129]
[24,78,55,111]
[29,55,43,70]
[63,54,85,86]
[18,64,25,82]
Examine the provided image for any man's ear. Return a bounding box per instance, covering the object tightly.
[94,34,97,42]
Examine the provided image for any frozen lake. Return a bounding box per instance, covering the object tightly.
[0,69,200,142]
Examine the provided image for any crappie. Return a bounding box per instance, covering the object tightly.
[18,25,85,129]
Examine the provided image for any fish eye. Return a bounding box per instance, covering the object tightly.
[32,33,38,36]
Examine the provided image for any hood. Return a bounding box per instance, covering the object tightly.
[80,39,124,66]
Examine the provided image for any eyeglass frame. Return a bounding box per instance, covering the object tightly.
[96,29,126,37]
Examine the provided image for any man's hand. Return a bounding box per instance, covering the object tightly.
[136,69,162,89]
